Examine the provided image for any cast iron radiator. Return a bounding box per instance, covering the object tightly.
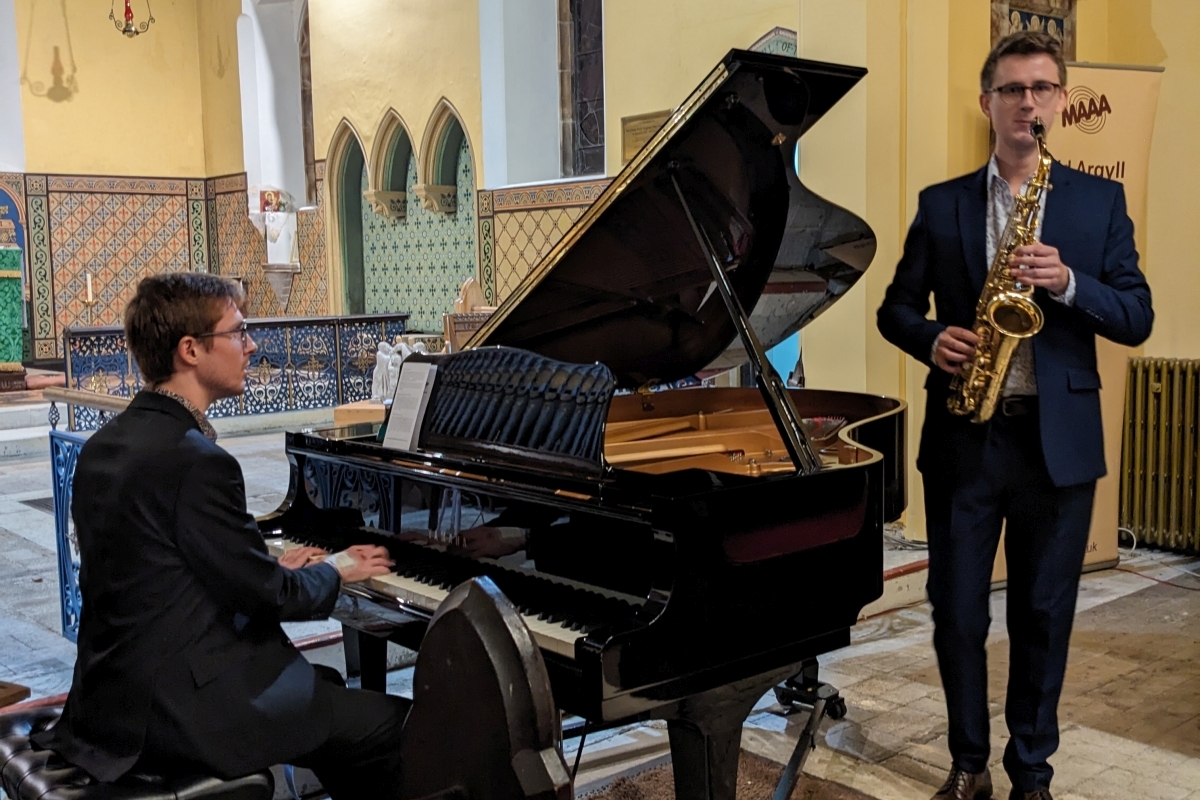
[1120,357,1200,555]
[417,346,616,470]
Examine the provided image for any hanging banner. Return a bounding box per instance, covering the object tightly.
[1057,63,1162,569]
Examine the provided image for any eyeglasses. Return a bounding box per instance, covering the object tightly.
[990,81,1061,105]
[194,322,251,348]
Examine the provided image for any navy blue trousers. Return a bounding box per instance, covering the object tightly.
[922,410,1095,792]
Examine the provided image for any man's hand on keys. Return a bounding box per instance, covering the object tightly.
[328,544,394,583]
[277,546,328,570]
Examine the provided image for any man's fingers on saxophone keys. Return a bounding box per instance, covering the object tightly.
[1009,243,1070,294]
[934,326,979,375]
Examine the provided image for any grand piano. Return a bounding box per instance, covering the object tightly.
[259,49,906,800]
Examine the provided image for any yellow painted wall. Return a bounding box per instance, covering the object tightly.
[1056,0,1200,359]
[308,0,483,186]
[795,0,988,539]
[603,0,798,178]
[196,0,245,177]
[1128,0,1199,359]
[15,0,211,176]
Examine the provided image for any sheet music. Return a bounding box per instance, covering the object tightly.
[382,362,438,451]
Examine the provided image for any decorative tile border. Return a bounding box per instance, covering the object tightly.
[211,173,248,195]
[44,175,190,195]
[479,217,495,304]
[491,179,610,211]
[187,179,209,272]
[27,194,53,358]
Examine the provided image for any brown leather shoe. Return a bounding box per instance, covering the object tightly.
[1008,789,1052,800]
[932,766,993,800]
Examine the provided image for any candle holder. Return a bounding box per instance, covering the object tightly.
[82,270,99,326]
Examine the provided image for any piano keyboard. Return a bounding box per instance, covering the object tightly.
[265,536,584,658]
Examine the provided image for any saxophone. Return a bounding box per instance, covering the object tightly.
[947,118,1053,423]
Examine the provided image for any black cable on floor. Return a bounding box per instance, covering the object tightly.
[571,721,589,782]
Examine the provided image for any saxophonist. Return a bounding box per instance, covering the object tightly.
[877,31,1153,800]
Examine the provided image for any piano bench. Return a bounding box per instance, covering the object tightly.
[0,707,273,800]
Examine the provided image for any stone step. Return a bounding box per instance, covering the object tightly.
[0,425,50,459]
[0,404,50,431]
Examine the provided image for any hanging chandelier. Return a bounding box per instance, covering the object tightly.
[109,0,155,38]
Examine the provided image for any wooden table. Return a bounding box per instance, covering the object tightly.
[0,680,31,709]
[333,399,387,427]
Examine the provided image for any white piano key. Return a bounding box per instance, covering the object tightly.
[271,537,579,659]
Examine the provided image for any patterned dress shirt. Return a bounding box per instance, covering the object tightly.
[985,154,1075,396]
[149,387,218,441]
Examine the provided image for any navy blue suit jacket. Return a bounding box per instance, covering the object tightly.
[877,162,1153,487]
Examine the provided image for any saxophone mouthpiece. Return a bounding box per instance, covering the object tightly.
[1031,117,1047,139]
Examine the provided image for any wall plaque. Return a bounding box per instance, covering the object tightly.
[621,110,672,165]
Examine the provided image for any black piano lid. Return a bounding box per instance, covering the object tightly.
[469,49,877,388]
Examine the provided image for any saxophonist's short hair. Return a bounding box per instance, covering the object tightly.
[981,30,1068,93]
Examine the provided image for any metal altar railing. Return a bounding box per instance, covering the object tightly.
[43,386,389,643]
[63,313,408,430]
[43,387,126,641]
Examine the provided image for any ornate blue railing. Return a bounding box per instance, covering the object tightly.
[50,428,87,642]
[43,380,409,641]
[63,313,408,430]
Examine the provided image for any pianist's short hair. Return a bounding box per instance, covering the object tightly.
[124,273,246,384]
[981,30,1067,93]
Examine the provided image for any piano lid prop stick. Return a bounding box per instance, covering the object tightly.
[669,172,821,475]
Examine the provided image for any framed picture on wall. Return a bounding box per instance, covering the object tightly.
[991,0,1076,61]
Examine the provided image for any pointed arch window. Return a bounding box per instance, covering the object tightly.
[558,0,604,176]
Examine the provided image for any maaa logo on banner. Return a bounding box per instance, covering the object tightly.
[1062,86,1112,134]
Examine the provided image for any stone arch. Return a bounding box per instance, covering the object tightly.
[415,99,474,214]
[326,119,368,314]
[365,109,416,219]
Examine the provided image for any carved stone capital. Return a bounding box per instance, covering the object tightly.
[363,189,407,219]
[413,184,458,214]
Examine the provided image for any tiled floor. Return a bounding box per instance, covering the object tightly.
[1,429,1198,800]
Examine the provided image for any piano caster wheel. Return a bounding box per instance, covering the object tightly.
[827,696,847,720]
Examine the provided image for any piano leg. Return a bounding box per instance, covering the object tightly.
[342,623,361,679]
[346,629,389,692]
[661,666,796,800]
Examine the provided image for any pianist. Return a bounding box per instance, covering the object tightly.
[35,273,405,800]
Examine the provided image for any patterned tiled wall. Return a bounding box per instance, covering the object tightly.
[360,141,476,332]
[8,169,330,360]
[475,178,610,304]
[293,161,329,315]
[24,175,205,359]
[212,175,272,317]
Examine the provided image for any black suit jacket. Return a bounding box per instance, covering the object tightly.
[36,392,342,781]
[877,162,1153,487]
